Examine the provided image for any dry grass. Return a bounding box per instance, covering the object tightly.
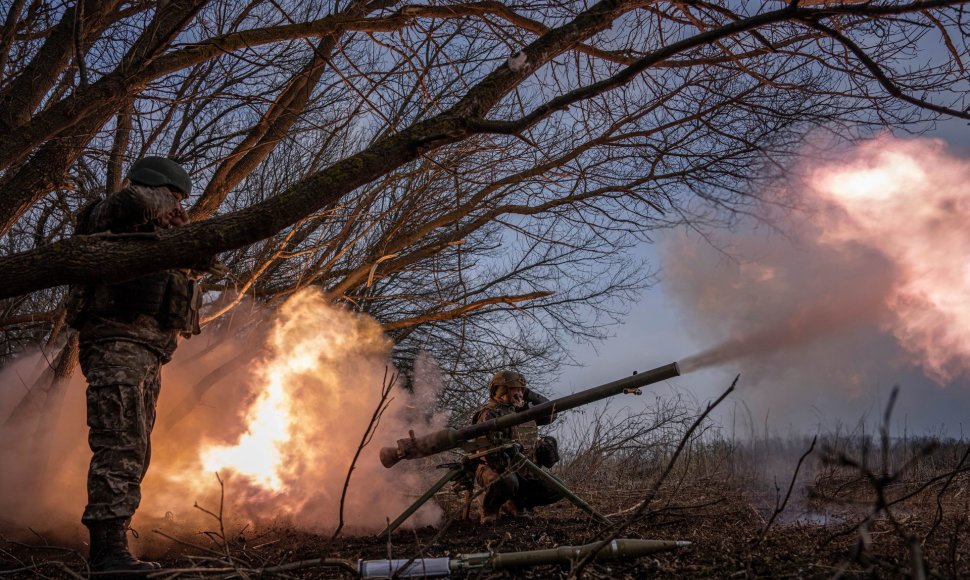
[3,391,970,578]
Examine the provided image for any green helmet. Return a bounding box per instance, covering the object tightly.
[126,156,192,196]
[489,370,526,399]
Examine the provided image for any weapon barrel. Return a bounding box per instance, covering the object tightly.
[380,361,680,468]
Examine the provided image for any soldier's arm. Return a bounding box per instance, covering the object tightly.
[472,406,499,425]
[86,185,181,233]
[524,388,549,405]
[524,388,556,425]
[469,407,510,469]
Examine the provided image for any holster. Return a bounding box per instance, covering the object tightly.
[161,272,202,337]
[534,435,560,468]
[65,285,90,330]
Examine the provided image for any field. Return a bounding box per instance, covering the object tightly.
[4,395,970,579]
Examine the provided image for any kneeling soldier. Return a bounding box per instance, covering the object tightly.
[472,371,562,524]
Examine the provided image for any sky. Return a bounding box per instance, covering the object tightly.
[556,117,970,438]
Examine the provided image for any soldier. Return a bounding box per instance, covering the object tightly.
[68,156,215,573]
[472,370,562,524]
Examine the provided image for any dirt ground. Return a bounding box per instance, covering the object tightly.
[3,475,968,579]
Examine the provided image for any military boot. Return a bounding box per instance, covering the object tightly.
[500,499,521,517]
[87,519,161,575]
[500,499,533,519]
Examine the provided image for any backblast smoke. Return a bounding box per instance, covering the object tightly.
[0,289,446,547]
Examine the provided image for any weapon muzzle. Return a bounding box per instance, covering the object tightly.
[379,446,401,468]
[380,428,462,468]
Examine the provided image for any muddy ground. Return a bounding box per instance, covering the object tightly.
[3,474,968,579]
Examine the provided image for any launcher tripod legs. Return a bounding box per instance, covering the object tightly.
[379,465,465,538]
[380,453,610,537]
[511,451,612,526]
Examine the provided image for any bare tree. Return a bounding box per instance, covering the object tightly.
[1,0,968,406]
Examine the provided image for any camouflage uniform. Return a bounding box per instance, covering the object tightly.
[80,340,163,523]
[473,388,562,518]
[72,184,200,526]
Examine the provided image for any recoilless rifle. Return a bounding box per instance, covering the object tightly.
[378,362,681,535]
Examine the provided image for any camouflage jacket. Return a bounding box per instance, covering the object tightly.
[72,184,197,362]
[472,388,551,427]
[472,388,553,473]
[82,184,183,234]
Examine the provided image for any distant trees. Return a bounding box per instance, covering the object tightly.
[1,0,968,399]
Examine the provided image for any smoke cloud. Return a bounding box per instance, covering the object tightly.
[0,289,446,548]
[665,135,970,427]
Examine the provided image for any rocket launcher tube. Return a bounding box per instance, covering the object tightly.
[380,361,680,468]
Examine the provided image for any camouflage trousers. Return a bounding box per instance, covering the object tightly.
[79,340,162,524]
[476,463,562,515]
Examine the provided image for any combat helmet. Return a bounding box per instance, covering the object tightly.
[489,370,526,399]
[127,156,192,197]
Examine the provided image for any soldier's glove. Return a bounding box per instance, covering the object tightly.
[485,451,511,472]
[535,436,560,468]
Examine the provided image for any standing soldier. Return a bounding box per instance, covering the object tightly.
[68,157,211,573]
[472,370,562,524]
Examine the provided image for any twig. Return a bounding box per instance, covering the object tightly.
[328,367,397,545]
[208,558,358,579]
[54,562,85,579]
[820,386,940,578]
[570,374,738,577]
[756,434,817,545]
[0,559,85,579]
[0,534,80,555]
[152,529,226,558]
[924,443,970,542]
[390,517,457,580]
[193,472,233,563]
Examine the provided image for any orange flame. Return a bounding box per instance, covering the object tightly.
[0,289,445,537]
[198,290,392,494]
[151,289,446,533]
[200,361,291,490]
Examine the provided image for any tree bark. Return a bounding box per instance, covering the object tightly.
[0,0,635,297]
